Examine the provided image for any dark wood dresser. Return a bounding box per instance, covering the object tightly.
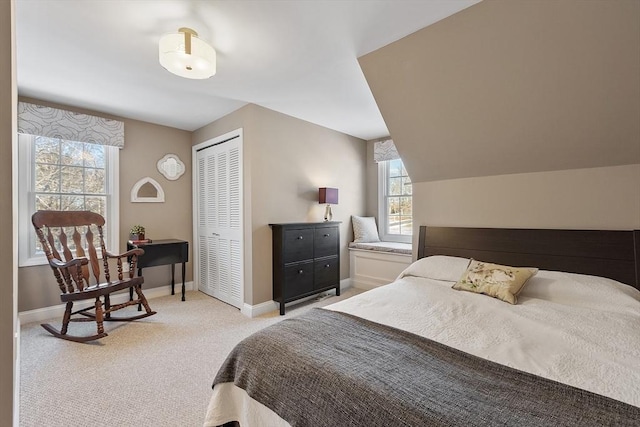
[270,222,341,315]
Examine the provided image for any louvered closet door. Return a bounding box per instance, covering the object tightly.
[196,134,243,309]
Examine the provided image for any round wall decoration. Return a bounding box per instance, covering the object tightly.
[157,154,185,180]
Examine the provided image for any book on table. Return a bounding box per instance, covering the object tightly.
[129,239,152,245]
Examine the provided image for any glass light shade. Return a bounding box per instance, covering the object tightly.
[159,29,216,79]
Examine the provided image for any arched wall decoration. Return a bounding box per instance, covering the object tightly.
[130,177,165,203]
[157,153,185,180]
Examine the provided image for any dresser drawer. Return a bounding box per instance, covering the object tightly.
[314,257,339,288]
[283,229,314,263]
[314,226,338,258]
[283,262,314,299]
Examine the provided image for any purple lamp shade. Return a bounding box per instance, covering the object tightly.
[319,188,338,205]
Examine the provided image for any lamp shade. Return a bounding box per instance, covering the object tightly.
[319,188,338,205]
[159,27,216,79]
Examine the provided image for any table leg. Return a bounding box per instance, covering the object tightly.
[181,261,186,301]
[171,263,175,295]
[137,268,143,311]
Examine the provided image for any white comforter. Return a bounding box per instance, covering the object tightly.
[205,256,640,426]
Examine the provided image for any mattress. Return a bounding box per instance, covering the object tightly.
[204,255,640,426]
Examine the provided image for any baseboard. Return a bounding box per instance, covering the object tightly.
[241,300,274,318]
[242,278,353,318]
[18,281,194,325]
[22,278,352,322]
[14,316,20,427]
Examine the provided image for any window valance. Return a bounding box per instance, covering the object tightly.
[373,139,399,162]
[18,102,124,148]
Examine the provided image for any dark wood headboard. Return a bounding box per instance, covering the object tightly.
[418,226,640,291]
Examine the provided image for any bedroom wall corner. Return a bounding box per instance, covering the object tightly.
[412,164,640,232]
[247,105,366,305]
[191,104,255,306]
[118,117,193,291]
[193,104,367,307]
[17,98,194,312]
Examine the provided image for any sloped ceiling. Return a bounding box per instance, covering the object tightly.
[16,0,480,141]
[359,0,640,183]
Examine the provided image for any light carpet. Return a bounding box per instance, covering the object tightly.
[19,288,362,427]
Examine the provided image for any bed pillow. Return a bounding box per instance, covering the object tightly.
[453,259,538,304]
[351,216,380,243]
[398,255,470,282]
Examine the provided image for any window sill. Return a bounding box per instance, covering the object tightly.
[348,241,412,255]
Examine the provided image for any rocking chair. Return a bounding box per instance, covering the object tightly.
[32,210,156,342]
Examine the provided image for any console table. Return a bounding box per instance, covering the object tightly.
[127,239,189,302]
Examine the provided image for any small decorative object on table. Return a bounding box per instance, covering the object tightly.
[129,224,151,244]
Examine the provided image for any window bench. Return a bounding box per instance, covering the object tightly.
[348,242,412,290]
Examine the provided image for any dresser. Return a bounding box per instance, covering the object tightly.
[270,222,341,315]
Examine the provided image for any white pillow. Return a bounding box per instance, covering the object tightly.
[351,216,380,243]
[398,255,470,282]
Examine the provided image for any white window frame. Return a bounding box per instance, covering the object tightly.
[17,134,119,267]
[378,159,412,243]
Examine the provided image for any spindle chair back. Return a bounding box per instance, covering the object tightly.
[32,210,156,342]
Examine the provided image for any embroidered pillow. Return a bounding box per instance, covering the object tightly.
[351,216,380,243]
[453,259,538,304]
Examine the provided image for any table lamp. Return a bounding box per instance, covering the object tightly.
[318,188,338,221]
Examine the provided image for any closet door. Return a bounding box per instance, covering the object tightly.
[195,131,243,309]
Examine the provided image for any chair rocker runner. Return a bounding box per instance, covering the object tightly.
[32,210,156,342]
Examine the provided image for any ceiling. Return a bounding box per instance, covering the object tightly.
[15,0,479,141]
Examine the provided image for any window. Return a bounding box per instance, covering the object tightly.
[378,158,412,243]
[18,134,119,266]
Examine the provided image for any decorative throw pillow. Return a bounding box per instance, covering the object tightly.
[453,259,538,304]
[351,216,380,243]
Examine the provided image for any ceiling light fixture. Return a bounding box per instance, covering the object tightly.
[159,27,216,79]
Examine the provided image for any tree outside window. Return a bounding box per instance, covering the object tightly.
[379,158,412,242]
[18,134,118,265]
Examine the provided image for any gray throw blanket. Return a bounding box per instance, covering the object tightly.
[213,308,640,426]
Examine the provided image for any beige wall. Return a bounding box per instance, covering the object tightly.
[360,0,640,183]
[360,0,640,232]
[1,0,15,424]
[413,165,640,235]
[18,98,193,312]
[193,104,367,305]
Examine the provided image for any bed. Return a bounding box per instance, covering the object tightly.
[204,226,640,426]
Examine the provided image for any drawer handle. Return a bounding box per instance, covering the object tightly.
[325,264,330,268]
[298,269,304,274]
[324,233,330,237]
[297,236,304,240]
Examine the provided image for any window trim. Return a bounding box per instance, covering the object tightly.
[17,134,119,267]
[377,159,412,243]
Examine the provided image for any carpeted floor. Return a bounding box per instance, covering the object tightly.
[19,288,362,427]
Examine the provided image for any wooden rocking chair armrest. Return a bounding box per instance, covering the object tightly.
[104,248,145,260]
[49,257,89,269]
